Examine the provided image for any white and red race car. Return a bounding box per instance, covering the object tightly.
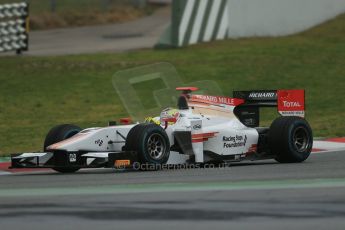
[11,87,313,173]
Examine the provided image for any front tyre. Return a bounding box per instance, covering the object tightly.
[268,116,313,163]
[44,124,82,173]
[125,123,170,170]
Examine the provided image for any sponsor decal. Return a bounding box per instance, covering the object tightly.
[193,124,201,130]
[282,101,301,107]
[280,111,305,116]
[69,153,77,163]
[190,95,244,106]
[114,160,131,168]
[277,90,305,117]
[223,135,247,148]
[95,139,104,147]
[248,92,276,99]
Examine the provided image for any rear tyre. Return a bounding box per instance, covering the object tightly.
[124,123,170,170]
[44,124,82,173]
[268,116,313,163]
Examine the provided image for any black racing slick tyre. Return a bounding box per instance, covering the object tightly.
[268,116,313,163]
[124,123,170,170]
[44,124,82,173]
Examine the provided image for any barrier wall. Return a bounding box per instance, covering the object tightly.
[156,0,229,48]
[156,0,345,48]
[0,2,29,54]
[228,0,345,38]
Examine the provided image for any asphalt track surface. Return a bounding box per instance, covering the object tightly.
[0,151,344,230]
[1,7,170,56]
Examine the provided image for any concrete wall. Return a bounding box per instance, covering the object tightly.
[228,0,345,38]
[156,0,229,48]
[156,0,345,48]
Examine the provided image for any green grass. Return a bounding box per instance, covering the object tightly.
[0,14,345,156]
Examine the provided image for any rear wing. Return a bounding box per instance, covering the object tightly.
[233,90,305,127]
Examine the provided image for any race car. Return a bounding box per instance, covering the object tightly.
[10,87,313,173]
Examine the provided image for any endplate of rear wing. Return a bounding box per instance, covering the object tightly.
[233,89,305,127]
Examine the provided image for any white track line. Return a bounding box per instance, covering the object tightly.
[313,140,345,150]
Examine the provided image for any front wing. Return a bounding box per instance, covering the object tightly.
[10,151,138,169]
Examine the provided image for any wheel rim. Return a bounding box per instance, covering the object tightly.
[293,127,310,152]
[147,133,166,160]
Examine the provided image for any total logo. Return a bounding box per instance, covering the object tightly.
[283,101,301,107]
